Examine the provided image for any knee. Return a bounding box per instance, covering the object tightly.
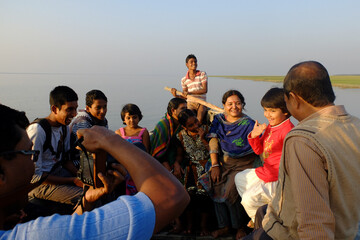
[234,172,244,187]
[241,191,251,206]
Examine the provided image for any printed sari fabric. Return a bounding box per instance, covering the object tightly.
[150,113,181,164]
[177,125,211,192]
[208,113,255,158]
[203,113,257,204]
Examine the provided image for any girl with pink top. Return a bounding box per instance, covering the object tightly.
[115,103,150,195]
[234,88,294,227]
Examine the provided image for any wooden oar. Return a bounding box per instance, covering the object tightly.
[164,86,224,113]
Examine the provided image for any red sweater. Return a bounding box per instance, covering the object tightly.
[248,118,294,182]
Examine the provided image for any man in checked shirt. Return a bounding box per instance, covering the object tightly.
[243,61,360,240]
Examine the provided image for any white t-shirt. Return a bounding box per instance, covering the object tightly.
[27,123,71,182]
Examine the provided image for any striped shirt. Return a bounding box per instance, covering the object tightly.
[181,70,207,101]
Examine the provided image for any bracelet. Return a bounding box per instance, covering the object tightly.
[209,150,219,154]
[212,164,220,168]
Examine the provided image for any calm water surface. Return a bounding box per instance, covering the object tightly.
[1,73,359,130]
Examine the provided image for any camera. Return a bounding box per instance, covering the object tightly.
[77,150,107,188]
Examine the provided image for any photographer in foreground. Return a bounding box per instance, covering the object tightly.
[0,104,190,239]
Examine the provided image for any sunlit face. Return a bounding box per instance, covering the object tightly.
[54,101,78,126]
[124,112,140,128]
[172,103,187,120]
[186,58,197,71]
[86,99,107,121]
[263,107,288,126]
[223,95,243,119]
[0,128,35,211]
[185,116,200,133]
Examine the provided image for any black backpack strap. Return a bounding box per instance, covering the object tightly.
[60,124,70,163]
[30,118,56,155]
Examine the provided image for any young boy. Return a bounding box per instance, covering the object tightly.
[69,89,108,167]
[171,54,208,124]
[70,89,108,133]
[27,86,83,205]
[234,87,294,226]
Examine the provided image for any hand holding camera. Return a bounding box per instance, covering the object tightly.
[75,126,126,188]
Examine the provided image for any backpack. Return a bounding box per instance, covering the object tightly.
[30,118,67,157]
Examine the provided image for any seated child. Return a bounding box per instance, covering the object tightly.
[174,109,212,236]
[171,54,208,124]
[115,103,150,195]
[234,87,294,226]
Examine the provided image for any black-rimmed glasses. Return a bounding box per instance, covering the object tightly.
[0,150,40,162]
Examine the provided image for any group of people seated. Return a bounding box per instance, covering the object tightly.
[1,60,360,240]
[151,87,294,239]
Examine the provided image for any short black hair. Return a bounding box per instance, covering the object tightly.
[0,104,30,159]
[86,89,108,107]
[283,61,335,107]
[49,86,78,109]
[222,90,246,107]
[121,104,143,125]
[178,109,196,127]
[167,98,187,116]
[261,87,290,116]
[186,54,197,63]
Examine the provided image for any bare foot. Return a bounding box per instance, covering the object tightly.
[182,228,193,235]
[236,227,247,240]
[211,226,229,238]
[200,228,210,236]
[247,220,254,228]
[168,226,183,234]
[169,218,183,234]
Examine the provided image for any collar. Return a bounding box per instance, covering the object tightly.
[270,118,292,131]
[300,105,347,124]
[86,110,108,127]
[185,70,201,79]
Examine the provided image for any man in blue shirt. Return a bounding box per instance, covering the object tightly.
[0,104,189,239]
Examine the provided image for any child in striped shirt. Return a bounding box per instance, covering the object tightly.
[171,54,208,124]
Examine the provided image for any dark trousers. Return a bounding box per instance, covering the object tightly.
[241,205,273,240]
[214,197,249,229]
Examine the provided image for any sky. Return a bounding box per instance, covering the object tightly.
[1,0,359,76]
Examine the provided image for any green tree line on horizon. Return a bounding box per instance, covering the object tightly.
[210,75,360,88]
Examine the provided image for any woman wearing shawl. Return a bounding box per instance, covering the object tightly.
[205,90,258,240]
[150,98,187,179]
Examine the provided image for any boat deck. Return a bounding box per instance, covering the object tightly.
[152,231,235,240]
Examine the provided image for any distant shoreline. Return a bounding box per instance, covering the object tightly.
[211,75,360,89]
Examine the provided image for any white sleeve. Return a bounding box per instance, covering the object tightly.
[26,123,46,182]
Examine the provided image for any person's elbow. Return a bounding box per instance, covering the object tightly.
[164,183,190,217]
[152,183,190,233]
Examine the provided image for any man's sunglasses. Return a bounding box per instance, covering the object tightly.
[0,150,40,162]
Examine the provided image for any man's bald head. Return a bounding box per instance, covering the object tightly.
[283,61,335,107]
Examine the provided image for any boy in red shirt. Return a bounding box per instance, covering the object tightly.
[234,87,294,227]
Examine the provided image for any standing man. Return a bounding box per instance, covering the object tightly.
[171,54,208,124]
[27,86,83,205]
[245,61,360,240]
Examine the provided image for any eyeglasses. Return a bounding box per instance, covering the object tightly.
[0,150,40,162]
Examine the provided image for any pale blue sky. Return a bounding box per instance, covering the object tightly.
[1,0,359,76]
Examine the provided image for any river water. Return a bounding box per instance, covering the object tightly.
[0,73,359,131]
